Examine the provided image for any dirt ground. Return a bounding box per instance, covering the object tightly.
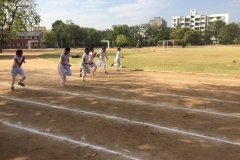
[0,51,240,160]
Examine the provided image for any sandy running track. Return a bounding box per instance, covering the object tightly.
[0,51,240,160]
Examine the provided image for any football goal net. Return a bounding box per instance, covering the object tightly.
[157,40,174,52]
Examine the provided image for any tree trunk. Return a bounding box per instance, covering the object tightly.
[0,39,3,53]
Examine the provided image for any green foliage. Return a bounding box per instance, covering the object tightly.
[233,37,240,44]
[170,28,192,46]
[218,23,240,44]
[50,20,108,48]
[43,30,57,48]
[183,30,203,46]
[115,34,128,47]
[0,0,41,52]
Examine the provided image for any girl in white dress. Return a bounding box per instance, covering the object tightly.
[58,47,72,85]
[80,48,90,82]
[10,49,26,91]
[111,48,124,71]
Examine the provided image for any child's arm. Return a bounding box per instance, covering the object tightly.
[61,57,71,67]
[106,53,108,60]
[93,52,97,58]
[83,57,89,64]
[15,57,25,67]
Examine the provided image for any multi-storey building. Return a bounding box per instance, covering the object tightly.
[172,9,229,31]
[149,17,167,28]
[2,31,43,49]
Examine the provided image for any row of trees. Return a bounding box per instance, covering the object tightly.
[44,22,171,48]
[43,20,109,48]
[44,20,240,48]
[170,21,240,46]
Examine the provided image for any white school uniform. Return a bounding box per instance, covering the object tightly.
[89,52,97,67]
[97,50,107,72]
[10,55,26,87]
[80,53,90,80]
[114,51,121,68]
[58,53,72,84]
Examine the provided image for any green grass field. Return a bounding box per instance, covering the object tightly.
[38,47,240,75]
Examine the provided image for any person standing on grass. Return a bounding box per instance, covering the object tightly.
[58,47,72,85]
[10,49,26,91]
[80,48,91,82]
[89,47,98,75]
[97,47,108,74]
[111,48,124,71]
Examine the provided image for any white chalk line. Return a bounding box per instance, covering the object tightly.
[0,82,240,118]
[5,76,240,106]
[3,122,140,160]
[127,77,240,87]
[1,96,240,147]
[26,73,240,96]
[27,73,240,88]
[66,83,240,105]
[122,73,240,82]
[119,82,240,95]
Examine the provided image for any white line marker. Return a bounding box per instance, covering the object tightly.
[67,83,240,104]
[127,77,240,87]
[121,82,240,95]
[0,83,240,118]
[31,73,240,87]
[3,122,141,160]
[1,96,240,146]
[123,73,240,82]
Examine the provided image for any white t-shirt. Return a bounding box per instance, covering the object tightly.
[115,51,121,60]
[11,55,23,70]
[97,51,107,60]
[81,53,89,65]
[89,52,94,62]
[60,53,71,65]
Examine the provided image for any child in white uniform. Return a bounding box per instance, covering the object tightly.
[10,49,26,91]
[89,47,97,75]
[97,47,108,74]
[58,47,72,85]
[80,48,90,82]
[111,48,124,71]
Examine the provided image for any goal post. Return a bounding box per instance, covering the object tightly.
[157,40,174,52]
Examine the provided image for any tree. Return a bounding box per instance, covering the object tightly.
[115,34,128,47]
[170,27,192,46]
[0,0,41,53]
[218,23,240,44]
[183,30,203,46]
[233,36,240,45]
[43,30,57,48]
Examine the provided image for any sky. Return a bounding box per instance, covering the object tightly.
[37,0,240,30]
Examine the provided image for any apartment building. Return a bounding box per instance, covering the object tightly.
[172,9,229,31]
[149,17,167,28]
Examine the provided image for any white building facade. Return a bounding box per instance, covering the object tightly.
[172,9,229,31]
[149,17,167,28]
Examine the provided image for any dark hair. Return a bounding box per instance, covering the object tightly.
[90,47,94,51]
[85,47,89,52]
[16,49,23,55]
[102,47,106,50]
[117,48,121,51]
[65,47,71,51]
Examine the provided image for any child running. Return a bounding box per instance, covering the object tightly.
[10,49,26,91]
[111,48,124,71]
[58,47,72,85]
[80,48,91,82]
[97,47,108,74]
[89,47,97,75]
